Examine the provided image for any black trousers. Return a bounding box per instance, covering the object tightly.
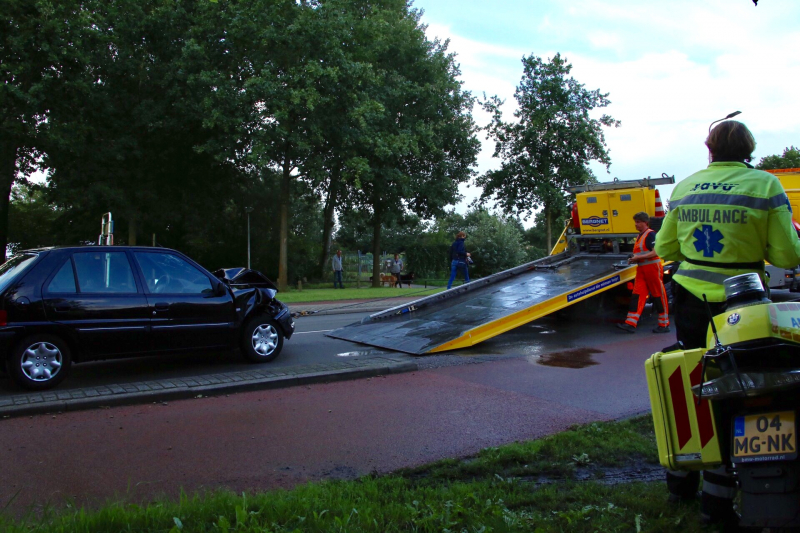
[672,283,726,350]
[668,283,736,521]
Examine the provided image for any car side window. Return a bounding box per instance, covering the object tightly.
[47,259,77,293]
[73,252,137,294]
[134,252,213,295]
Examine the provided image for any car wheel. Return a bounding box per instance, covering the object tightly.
[242,317,284,363]
[10,334,72,390]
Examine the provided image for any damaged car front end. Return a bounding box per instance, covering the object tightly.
[214,267,295,342]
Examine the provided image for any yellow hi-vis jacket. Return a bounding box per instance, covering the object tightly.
[655,161,800,302]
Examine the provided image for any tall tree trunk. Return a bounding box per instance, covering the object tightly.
[318,164,341,278]
[545,206,552,253]
[0,141,18,262]
[128,216,137,245]
[372,207,382,288]
[277,157,292,291]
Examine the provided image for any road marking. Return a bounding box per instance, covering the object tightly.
[294,329,333,335]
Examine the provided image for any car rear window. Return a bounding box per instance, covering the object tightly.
[0,253,39,293]
[73,251,137,293]
[47,259,77,293]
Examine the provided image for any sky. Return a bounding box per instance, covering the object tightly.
[413,0,800,224]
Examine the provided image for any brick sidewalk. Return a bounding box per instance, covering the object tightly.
[0,356,416,418]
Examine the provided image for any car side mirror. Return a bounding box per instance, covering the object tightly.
[214,281,228,296]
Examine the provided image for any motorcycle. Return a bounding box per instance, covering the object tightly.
[646,272,800,529]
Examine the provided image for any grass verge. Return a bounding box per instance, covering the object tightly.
[278,287,445,304]
[0,417,709,532]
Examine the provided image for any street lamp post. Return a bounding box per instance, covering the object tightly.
[245,207,254,269]
[708,110,741,133]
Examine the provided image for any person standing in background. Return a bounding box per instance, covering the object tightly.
[390,253,403,288]
[447,232,470,290]
[332,250,344,289]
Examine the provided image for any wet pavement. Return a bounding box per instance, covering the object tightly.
[328,255,633,353]
[0,325,669,515]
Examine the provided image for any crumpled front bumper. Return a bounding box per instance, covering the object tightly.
[274,305,295,340]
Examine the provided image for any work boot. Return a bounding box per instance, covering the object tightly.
[616,323,636,333]
[652,326,671,333]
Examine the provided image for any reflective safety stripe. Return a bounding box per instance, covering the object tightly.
[675,268,730,285]
[627,313,640,318]
[769,192,791,209]
[670,191,789,211]
[640,259,661,266]
[702,480,737,499]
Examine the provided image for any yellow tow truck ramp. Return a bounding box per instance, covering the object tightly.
[327,252,636,355]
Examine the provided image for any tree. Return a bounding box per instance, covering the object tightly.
[461,208,528,277]
[477,53,619,251]
[43,0,250,264]
[1,0,95,260]
[757,146,800,170]
[336,2,479,286]
[6,182,58,255]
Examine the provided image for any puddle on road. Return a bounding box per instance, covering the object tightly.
[336,350,378,357]
[532,347,604,369]
[528,325,557,334]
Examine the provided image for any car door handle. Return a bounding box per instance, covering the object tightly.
[154,302,170,311]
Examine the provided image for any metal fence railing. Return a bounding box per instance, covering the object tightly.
[322,250,474,288]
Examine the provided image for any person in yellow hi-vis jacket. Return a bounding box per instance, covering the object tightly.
[655,120,800,526]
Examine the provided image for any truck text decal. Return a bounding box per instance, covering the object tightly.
[581,216,609,227]
[567,275,621,302]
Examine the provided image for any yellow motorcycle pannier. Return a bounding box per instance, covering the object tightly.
[645,347,722,470]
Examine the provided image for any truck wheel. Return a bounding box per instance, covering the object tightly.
[10,334,72,390]
[242,316,284,363]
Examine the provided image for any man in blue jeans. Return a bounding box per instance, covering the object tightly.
[447,231,471,289]
[331,250,344,289]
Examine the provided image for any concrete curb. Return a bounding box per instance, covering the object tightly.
[0,360,418,419]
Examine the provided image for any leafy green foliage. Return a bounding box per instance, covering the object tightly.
[0,0,98,259]
[7,182,59,254]
[4,0,479,283]
[464,209,530,277]
[757,146,800,170]
[478,53,618,249]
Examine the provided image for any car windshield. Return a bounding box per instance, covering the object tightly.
[0,253,39,293]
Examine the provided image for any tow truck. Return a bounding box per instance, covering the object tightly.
[329,175,675,354]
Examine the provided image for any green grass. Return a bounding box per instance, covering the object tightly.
[277,286,445,304]
[0,417,710,533]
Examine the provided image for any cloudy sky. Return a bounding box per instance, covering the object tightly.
[414,0,800,222]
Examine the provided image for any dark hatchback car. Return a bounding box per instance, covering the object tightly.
[0,247,294,390]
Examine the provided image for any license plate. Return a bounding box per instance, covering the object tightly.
[732,411,797,463]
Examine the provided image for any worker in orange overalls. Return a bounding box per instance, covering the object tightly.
[617,212,670,333]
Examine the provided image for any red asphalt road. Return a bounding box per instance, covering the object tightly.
[0,332,668,514]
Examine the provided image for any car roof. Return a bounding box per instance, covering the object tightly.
[20,245,181,254]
